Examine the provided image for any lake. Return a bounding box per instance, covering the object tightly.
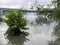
[0,12,58,45]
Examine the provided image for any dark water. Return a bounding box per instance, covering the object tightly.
[0,12,59,45]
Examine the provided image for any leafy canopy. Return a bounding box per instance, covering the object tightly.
[53,7,60,22]
[5,10,27,30]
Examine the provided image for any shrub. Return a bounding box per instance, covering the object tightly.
[4,9,28,35]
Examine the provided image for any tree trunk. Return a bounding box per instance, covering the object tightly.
[13,27,22,35]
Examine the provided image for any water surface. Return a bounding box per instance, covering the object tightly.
[0,12,57,45]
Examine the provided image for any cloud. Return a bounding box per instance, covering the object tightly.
[0,0,52,8]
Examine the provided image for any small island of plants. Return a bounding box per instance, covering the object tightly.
[4,9,28,35]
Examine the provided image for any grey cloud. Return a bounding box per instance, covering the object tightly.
[0,0,52,8]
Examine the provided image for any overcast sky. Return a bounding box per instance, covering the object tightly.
[0,0,52,9]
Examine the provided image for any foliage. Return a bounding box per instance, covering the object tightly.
[4,9,28,31]
[53,7,60,22]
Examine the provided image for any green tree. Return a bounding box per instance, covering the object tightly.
[53,7,60,22]
[4,10,28,35]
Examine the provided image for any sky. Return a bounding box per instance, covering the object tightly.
[0,0,52,9]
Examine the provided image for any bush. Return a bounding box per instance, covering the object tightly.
[4,9,28,35]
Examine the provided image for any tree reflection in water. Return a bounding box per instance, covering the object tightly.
[5,31,29,45]
[35,13,54,25]
[48,11,60,45]
[35,12,60,45]
[0,15,3,22]
[49,23,60,45]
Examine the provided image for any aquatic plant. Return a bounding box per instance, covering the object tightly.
[4,9,28,35]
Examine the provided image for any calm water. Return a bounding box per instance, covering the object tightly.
[0,12,57,45]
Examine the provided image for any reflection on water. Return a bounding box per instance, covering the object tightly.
[49,23,60,45]
[5,31,29,45]
[0,14,5,23]
[0,12,57,45]
[35,13,54,25]
[24,12,56,45]
[0,15,3,22]
[24,22,56,45]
